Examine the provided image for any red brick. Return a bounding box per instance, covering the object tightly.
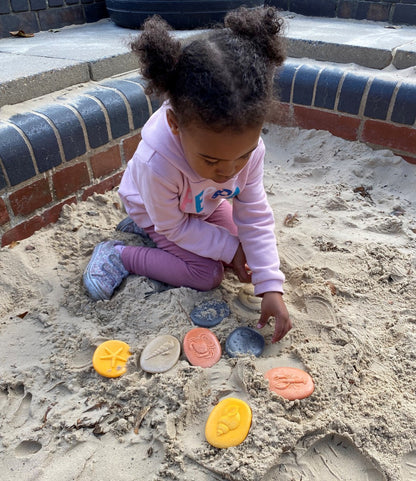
[361,121,416,155]
[402,155,416,165]
[0,198,10,226]
[53,162,90,200]
[81,172,123,201]
[294,106,361,141]
[9,178,52,217]
[269,103,296,128]
[90,145,122,179]
[1,197,76,247]
[122,133,141,162]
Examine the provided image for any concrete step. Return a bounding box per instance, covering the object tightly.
[1,14,415,108]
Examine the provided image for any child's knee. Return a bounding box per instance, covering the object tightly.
[189,260,224,291]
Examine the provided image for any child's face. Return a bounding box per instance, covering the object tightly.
[167,110,262,183]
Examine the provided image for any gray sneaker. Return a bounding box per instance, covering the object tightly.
[116,217,150,239]
[83,240,129,301]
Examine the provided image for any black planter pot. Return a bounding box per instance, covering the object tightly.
[105,0,265,29]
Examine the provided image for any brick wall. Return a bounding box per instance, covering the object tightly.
[0,67,415,247]
[0,0,108,38]
[0,74,153,246]
[273,59,416,164]
[269,0,416,25]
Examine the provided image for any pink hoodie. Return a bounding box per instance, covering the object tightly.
[118,103,285,295]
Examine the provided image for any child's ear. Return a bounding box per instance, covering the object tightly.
[166,109,180,135]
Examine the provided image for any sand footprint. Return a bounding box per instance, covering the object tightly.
[266,433,384,480]
[304,295,337,324]
[0,383,33,428]
[14,440,42,458]
[401,451,416,480]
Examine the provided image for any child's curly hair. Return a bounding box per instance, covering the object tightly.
[131,6,286,131]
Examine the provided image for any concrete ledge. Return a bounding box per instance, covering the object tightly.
[1,16,415,107]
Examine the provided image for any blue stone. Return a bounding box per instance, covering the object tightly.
[225,327,265,358]
[190,300,230,327]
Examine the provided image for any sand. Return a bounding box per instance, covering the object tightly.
[0,124,415,481]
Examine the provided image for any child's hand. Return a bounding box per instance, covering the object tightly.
[257,292,292,343]
[231,243,251,283]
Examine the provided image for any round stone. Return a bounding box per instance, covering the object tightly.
[265,367,315,400]
[225,327,265,358]
[92,340,132,378]
[205,397,252,448]
[237,285,262,312]
[183,327,221,368]
[139,334,180,373]
[190,300,230,327]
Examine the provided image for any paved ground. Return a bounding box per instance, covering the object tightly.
[0,13,415,107]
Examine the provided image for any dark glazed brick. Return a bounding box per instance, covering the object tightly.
[391,83,416,125]
[337,73,368,115]
[356,1,390,21]
[30,0,47,9]
[69,97,109,149]
[10,113,62,173]
[0,123,35,186]
[393,4,416,25]
[314,67,344,110]
[84,2,108,21]
[81,0,94,3]
[66,0,80,4]
[364,78,396,120]
[87,89,130,139]
[101,79,151,129]
[290,0,337,17]
[0,166,7,190]
[0,2,11,14]
[122,76,161,113]
[48,0,64,6]
[292,64,321,106]
[337,0,357,18]
[11,0,29,12]
[38,5,84,30]
[0,12,39,37]
[33,105,86,161]
[264,0,289,9]
[274,63,298,103]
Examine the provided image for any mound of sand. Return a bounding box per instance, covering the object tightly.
[0,124,415,481]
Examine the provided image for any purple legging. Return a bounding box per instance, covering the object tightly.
[120,201,238,291]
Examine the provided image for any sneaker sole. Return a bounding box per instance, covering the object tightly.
[83,242,114,301]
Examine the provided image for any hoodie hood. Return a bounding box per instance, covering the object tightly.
[141,102,203,182]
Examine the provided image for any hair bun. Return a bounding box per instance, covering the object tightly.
[224,6,284,61]
[130,16,182,96]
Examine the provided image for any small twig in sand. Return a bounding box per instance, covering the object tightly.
[133,406,151,434]
[177,300,193,325]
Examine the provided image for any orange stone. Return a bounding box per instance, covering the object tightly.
[265,367,314,400]
[183,327,221,368]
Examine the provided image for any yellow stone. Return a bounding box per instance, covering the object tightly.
[92,340,131,378]
[205,397,252,448]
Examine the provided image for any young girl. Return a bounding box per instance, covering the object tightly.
[83,6,292,343]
